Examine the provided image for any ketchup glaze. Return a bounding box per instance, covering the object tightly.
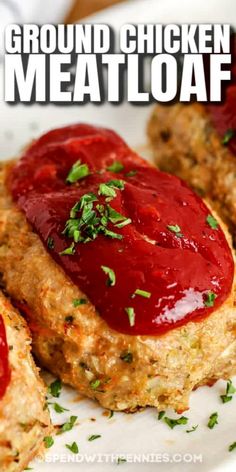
[0,315,10,399]
[9,124,234,335]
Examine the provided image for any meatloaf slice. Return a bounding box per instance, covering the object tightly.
[0,291,51,472]
[0,161,235,413]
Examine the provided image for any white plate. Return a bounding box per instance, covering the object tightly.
[0,1,236,471]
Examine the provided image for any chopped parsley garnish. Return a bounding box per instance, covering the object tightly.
[88,434,101,441]
[62,182,127,247]
[66,160,90,183]
[73,298,87,307]
[98,183,117,199]
[120,351,133,363]
[229,442,236,452]
[125,307,135,327]
[207,412,218,429]
[66,441,79,454]
[164,416,188,429]
[226,379,236,395]
[167,224,183,238]
[109,410,114,419]
[204,291,216,308]
[48,379,62,398]
[220,379,236,403]
[57,416,78,435]
[107,179,125,190]
[206,214,219,230]
[107,205,131,227]
[59,243,75,256]
[117,458,127,465]
[126,170,137,177]
[47,237,54,249]
[158,411,165,420]
[49,402,69,414]
[133,288,151,299]
[43,436,54,449]
[116,218,132,228]
[90,379,101,390]
[222,128,235,146]
[107,161,124,173]
[221,395,232,404]
[186,425,198,433]
[101,265,116,286]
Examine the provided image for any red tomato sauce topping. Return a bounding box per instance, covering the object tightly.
[0,315,10,399]
[9,124,234,335]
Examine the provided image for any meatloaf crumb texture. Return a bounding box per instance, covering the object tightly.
[0,291,51,472]
[148,103,236,235]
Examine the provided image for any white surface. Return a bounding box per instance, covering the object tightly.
[0,0,236,471]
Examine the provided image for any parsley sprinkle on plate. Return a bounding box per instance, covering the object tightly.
[57,416,78,435]
[66,442,79,454]
[164,416,188,429]
[207,412,218,429]
[88,434,101,441]
[48,379,62,398]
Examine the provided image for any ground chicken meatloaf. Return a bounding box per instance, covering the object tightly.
[0,291,51,472]
[0,124,235,413]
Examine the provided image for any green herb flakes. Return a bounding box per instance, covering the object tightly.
[158,411,165,420]
[222,129,235,146]
[206,214,219,230]
[47,237,54,249]
[107,161,124,173]
[101,265,116,286]
[57,416,78,435]
[73,298,87,307]
[126,170,137,177]
[125,307,135,327]
[66,441,79,454]
[66,160,90,183]
[167,224,183,238]
[117,457,127,465]
[164,416,188,429]
[186,425,198,433]
[59,243,75,256]
[43,436,54,449]
[207,412,218,429]
[88,434,101,441]
[220,379,236,403]
[90,379,101,390]
[48,379,62,398]
[133,288,151,299]
[204,291,216,308]
[229,442,236,452]
[50,402,69,414]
